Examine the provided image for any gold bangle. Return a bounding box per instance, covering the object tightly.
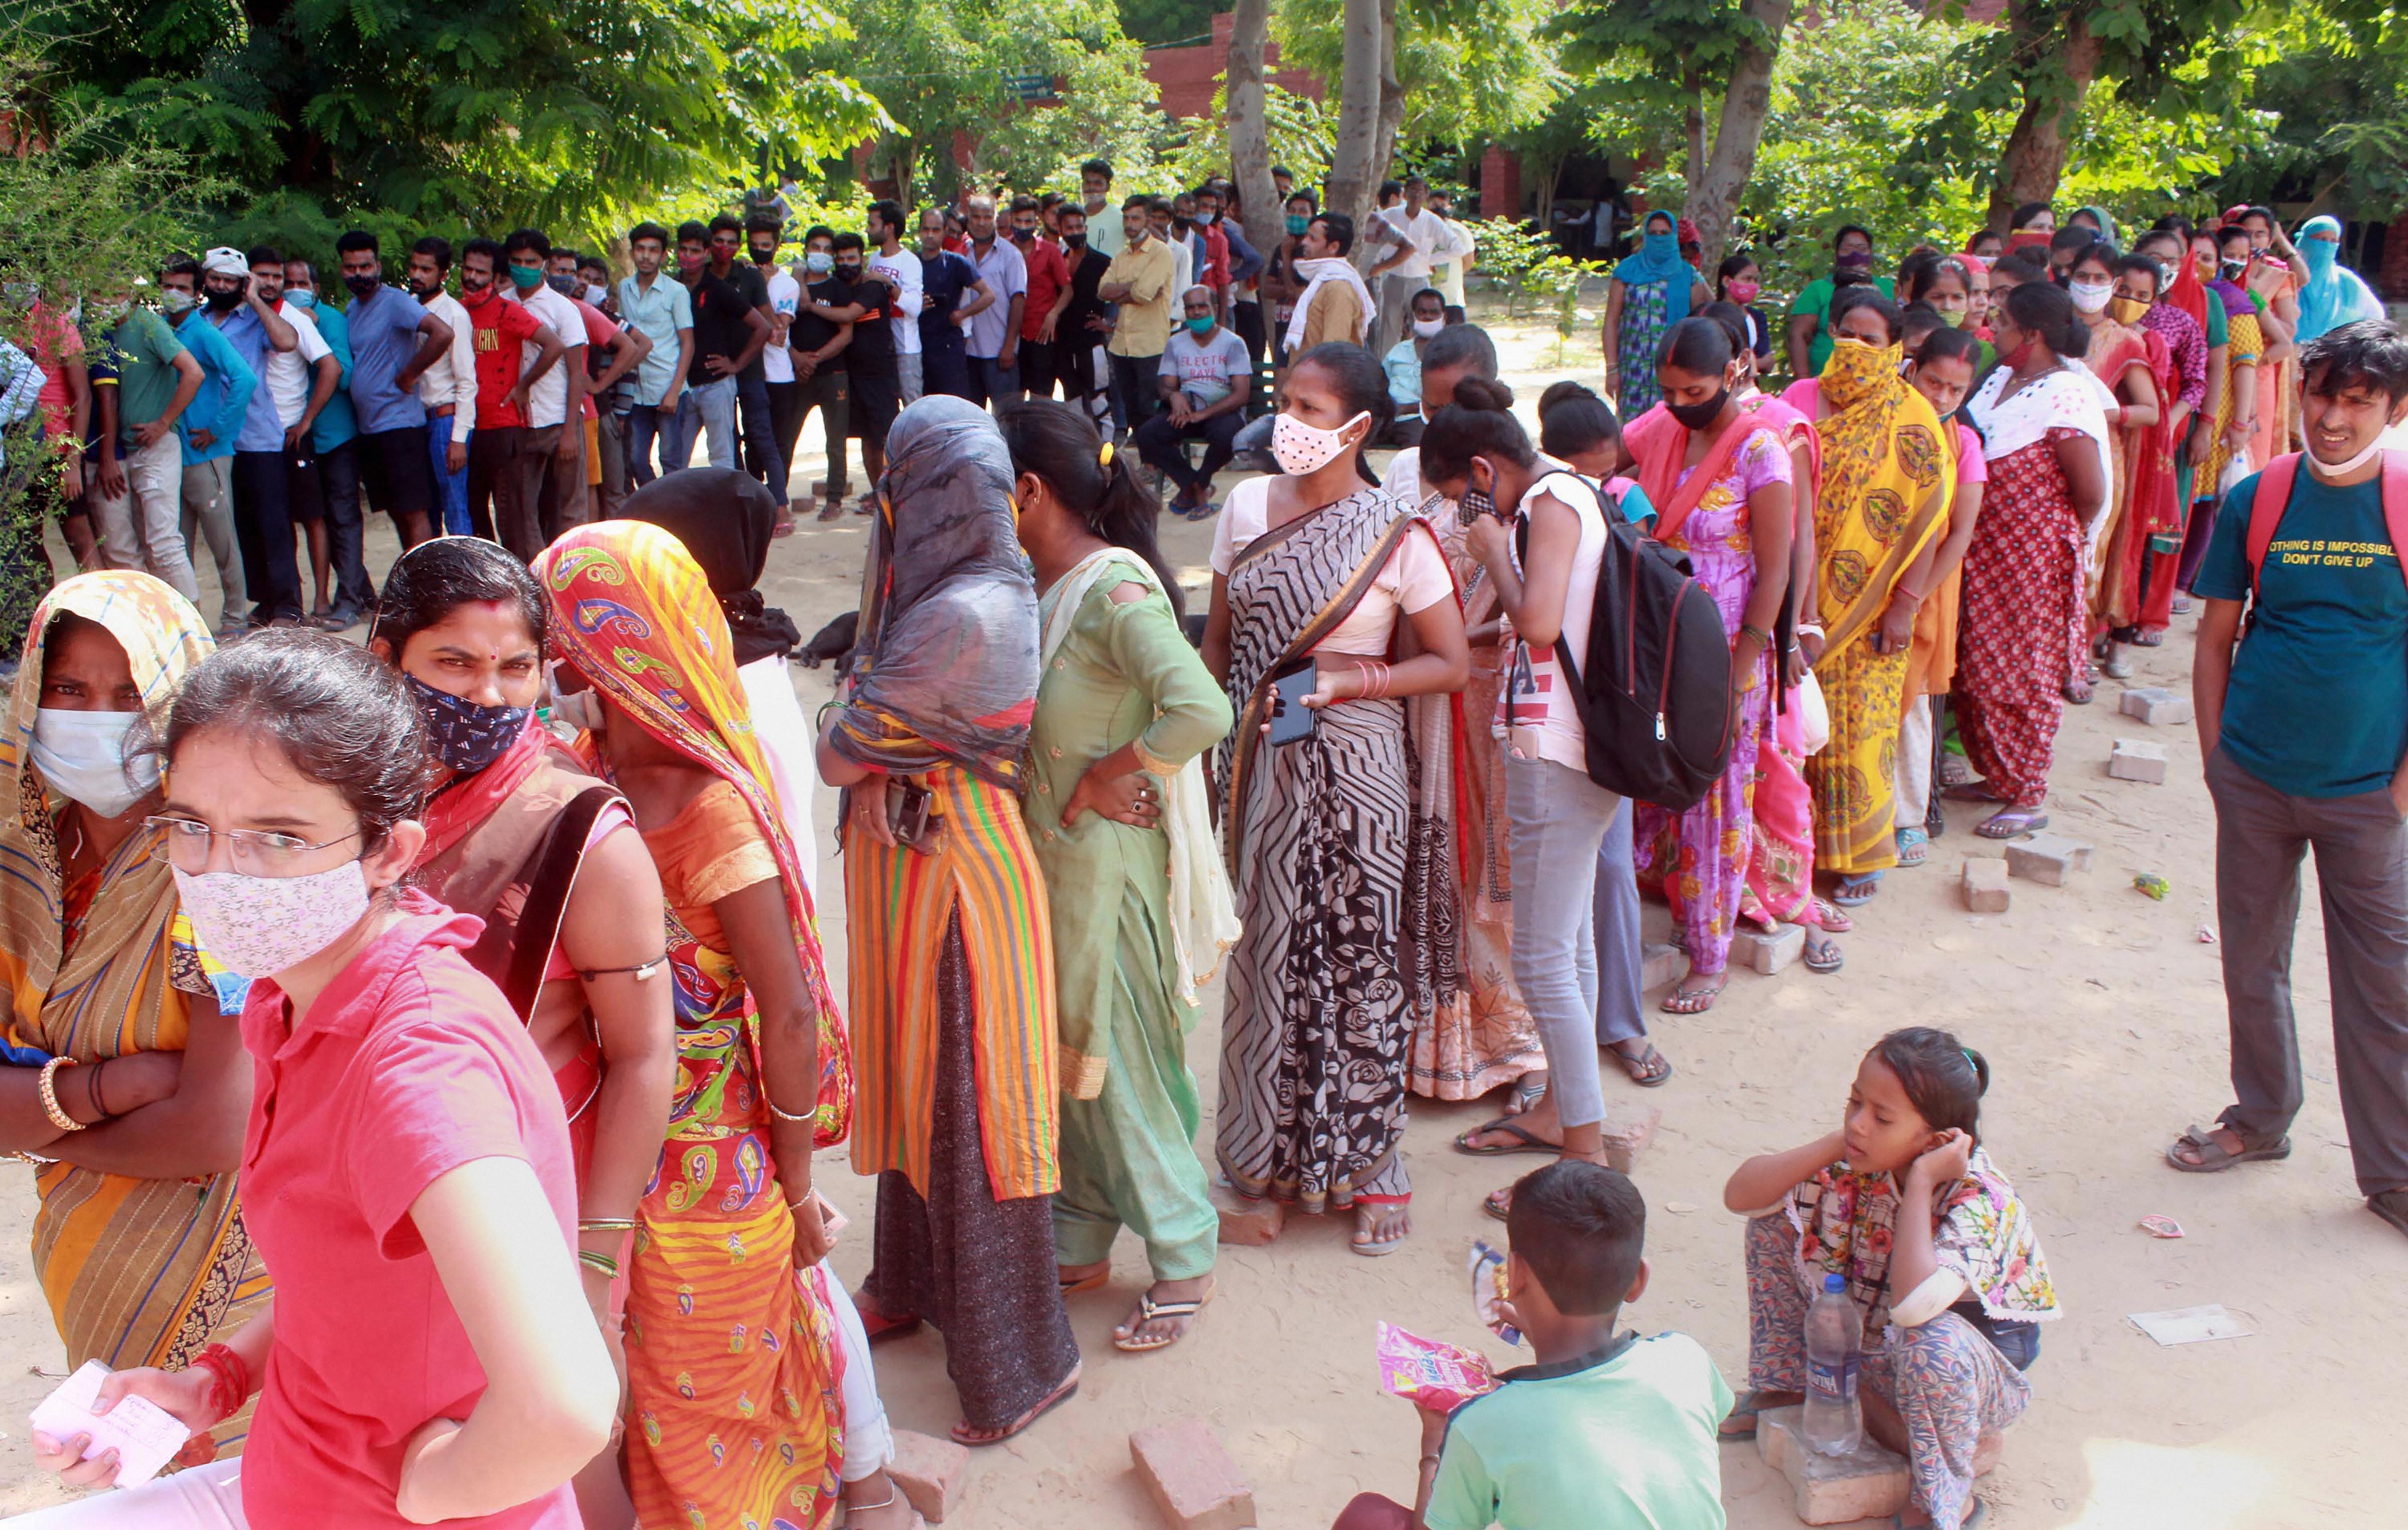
[577,1218,637,1234]
[38,1058,83,1134]
[576,1249,620,1280]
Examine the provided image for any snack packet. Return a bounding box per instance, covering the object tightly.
[1376,1322,1501,1414]
[1468,1240,1523,1346]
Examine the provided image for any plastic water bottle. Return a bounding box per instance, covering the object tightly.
[1802,1273,1864,1456]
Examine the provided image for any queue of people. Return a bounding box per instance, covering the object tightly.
[0,185,2400,1530]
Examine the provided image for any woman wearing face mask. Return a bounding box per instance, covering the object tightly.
[1605,211,1713,415]
[1420,379,1665,1222]
[1200,343,1471,1255]
[367,536,674,1528]
[816,398,1080,1448]
[536,523,864,1515]
[1775,293,1957,907]
[22,629,616,1527]
[996,400,1235,1355]
[1256,192,1320,368]
[2290,214,2383,347]
[1949,280,2110,839]
[1717,254,1774,369]
[1892,328,1987,860]
[1623,318,1795,1012]
[2184,229,2265,566]
[2070,244,2173,689]
[0,573,270,1445]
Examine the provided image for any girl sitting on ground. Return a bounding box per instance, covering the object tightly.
[1720,1027,2058,1530]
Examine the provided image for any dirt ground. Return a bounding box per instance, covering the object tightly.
[2,311,2403,1528]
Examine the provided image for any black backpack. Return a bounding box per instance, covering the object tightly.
[1512,471,1736,810]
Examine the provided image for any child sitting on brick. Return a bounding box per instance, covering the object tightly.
[1720,1026,2058,1530]
[1334,1160,1731,1529]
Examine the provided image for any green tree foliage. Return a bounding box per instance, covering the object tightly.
[835,0,1168,203]
[1273,0,1564,150]
[1159,83,1334,196]
[2216,10,2408,216]
[1115,0,1220,47]
[22,0,885,251]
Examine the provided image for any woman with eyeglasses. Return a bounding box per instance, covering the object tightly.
[21,629,615,1527]
[0,572,270,1455]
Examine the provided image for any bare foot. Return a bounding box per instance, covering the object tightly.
[1721,1388,1803,1438]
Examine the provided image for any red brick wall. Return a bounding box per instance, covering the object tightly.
[1480,145,1521,220]
[1143,11,1323,124]
[2379,216,2408,301]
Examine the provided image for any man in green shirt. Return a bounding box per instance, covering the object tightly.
[1338,1162,1732,1529]
[1786,224,1895,381]
[90,300,205,603]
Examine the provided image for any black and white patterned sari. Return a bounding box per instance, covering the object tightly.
[1214,484,1463,1213]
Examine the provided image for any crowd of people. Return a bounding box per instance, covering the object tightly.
[0,171,2399,1530]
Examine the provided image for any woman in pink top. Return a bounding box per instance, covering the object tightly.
[1896,328,1989,863]
[23,631,614,1529]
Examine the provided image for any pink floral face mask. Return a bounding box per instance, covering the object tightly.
[172,860,369,979]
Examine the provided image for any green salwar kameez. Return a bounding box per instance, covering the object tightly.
[1029,551,1233,1281]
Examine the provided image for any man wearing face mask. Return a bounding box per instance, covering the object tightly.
[546,247,649,524]
[750,217,808,508]
[162,256,258,640]
[1080,158,1124,259]
[800,233,899,492]
[281,258,375,628]
[864,201,927,407]
[498,228,588,549]
[405,237,478,538]
[1052,206,1115,429]
[1379,288,1449,448]
[229,245,339,631]
[2180,321,2408,1242]
[1133,285,1251,517]
[571,250,644,520]
[1010,195,1073,403]
[787,226,854,519]
[457,238,565,551]
[88,286,205,608]
[333,229,453,552]
[725,214,789,511]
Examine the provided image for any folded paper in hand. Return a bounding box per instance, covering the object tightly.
[30,1361,192,1488]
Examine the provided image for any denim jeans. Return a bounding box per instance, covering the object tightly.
[425,417,471,536]
[735,373,787,505]
[625,401,673,485]
[669,377,738,470]
[1506,753,1625,1133]
[1591,795,1647,1047]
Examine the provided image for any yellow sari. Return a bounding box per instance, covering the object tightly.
[0,573,268,1425]
[1804,342,1956,875]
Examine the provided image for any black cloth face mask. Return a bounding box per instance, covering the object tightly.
[406,673,529,776]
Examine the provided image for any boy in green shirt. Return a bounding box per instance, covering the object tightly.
[1336,1162,1732,1530]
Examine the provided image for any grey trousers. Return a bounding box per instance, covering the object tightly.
[1591,794,1647,1047]
[1507,755,1622,1132]
[2208,745,2408,1196]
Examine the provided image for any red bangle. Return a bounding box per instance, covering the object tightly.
[190,1343,251,1425]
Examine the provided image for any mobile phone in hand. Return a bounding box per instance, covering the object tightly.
[1268,661,1319,746]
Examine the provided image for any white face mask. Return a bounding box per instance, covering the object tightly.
[2068,278,2114,314]
[583,282,609,307]
[2306,430,2392,483]
[31,709,158,818]
[172,858,371,980]
[1271,410,1370,477]
[546,667,609,734]
[1412,317,1445,339]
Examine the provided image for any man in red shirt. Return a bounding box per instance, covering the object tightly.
[1010,195,1074,403]
[459,238,564,544]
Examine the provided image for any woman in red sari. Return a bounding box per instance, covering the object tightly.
[1949,283,2111,838]
[2067,244,2171,685]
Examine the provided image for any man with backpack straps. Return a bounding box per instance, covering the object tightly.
[2176,320,2408,1242]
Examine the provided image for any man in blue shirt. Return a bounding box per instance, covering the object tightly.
[202,246,309,626]
[335,229,454,549]
[914,207,991,402]
[284,256,375,627]
[159,256,257,639]
[2181,319,2408,1242]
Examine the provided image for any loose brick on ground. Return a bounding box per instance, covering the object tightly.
[1130,1417,1256,1530]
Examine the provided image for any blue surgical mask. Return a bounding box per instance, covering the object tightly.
[1286,214,1310,236]
[285,289,317,311]
[805,251,833,275]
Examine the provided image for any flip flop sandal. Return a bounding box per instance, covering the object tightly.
[1941,781,2004,804]
[1058,1267,1111,1297]
[2131,628,2166,648]
[1896,827,1929,866]
[1833,872,1883,906]
[1925,799,1947,838]
[1717,1389,1790,1443]
[1661,976,1726,1015]
[2167,1123,2293,1173]
[1482,1186,1514,1222]
[2172,594,2194,615]
[1975,808,2048,840]
[2062,680,2094,704]
[2100,654,2134,680]
[952,1372,1080,1447]
[1112,1282,1216,1352]
[1507,1075,1549,1115]
[1350,1205,1412,1256]
[1804,935,1844,974]
[858,1305,923,1344]
[1453,1118,1561,1156]
[1811,896,1855,934]
[1614,1044,1673,1088]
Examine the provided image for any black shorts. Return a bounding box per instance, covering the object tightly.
[848,359,901,443]
[357,424,433,520]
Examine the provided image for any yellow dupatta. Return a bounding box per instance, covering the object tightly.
[1811,341,1957,656]
[0,573,270,1394]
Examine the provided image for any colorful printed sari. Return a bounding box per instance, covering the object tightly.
[1798,344,1954,874]
[533,522,851,1530]
[2084,317,2178,634]
[0,573,270,1430]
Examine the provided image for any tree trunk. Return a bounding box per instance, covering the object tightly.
[1985,10,2101,233]
[1226,0,1280,245]
[1372,0,1405,191]
[1324,0,1384,239]
[1683,78,1706,198]
[1686,0,1791,274]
